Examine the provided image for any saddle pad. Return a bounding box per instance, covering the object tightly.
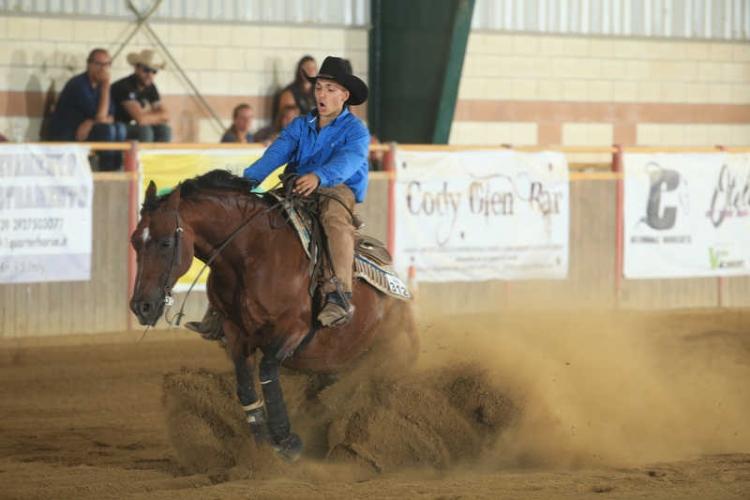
[268,192,412,301]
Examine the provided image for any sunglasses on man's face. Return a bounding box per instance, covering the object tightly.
[139,66,158,74]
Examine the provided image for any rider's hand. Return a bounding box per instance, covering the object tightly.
[293,173,320,197]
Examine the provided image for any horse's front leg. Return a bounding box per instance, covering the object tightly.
[224,322,269,443]
[232,353,271,443]
[259,353,303,462]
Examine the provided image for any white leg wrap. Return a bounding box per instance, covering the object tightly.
[242,399,265,412]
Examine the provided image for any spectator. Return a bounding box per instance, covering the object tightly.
[253,105,300,145]
[221,103,254,143]
[369,135,385,171]
[111,49,171,143]
[273,55,317,120]
[48,48,125,171]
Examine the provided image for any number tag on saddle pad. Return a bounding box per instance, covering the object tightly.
[354,255,412,301]
[385,274,411,299]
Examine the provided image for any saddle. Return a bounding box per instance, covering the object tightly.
[266,191,411,301]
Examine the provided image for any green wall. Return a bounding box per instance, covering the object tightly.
[368,0,475,144]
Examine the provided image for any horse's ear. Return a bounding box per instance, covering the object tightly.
[166,186,181,210]
[145,181,157,203]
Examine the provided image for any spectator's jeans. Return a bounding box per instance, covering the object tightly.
[87,122,127,171]
[125,123,172,143]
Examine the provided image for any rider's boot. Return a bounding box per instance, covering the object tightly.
[185,306,224,340]
[317,291,354,327]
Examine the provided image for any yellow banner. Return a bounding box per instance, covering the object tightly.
[138,148,282,291]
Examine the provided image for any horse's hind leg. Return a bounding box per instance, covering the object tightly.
[259,354,303,461]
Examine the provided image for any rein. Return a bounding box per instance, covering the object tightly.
[163,210,184,304]
[164,190,286,327]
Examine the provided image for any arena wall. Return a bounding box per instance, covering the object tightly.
[2,169,748,339]
[451,34,750,148]
[0,14,368,143]
[0,175,131,338]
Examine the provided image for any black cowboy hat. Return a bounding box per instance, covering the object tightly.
[307,56,368,106]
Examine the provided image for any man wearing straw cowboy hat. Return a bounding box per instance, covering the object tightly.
[186,56,369,337]
[111,49,172,143]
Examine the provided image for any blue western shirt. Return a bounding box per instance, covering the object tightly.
[48,72,114,141]
[243,108,370,202]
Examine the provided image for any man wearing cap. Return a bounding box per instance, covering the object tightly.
[110,49,171,143]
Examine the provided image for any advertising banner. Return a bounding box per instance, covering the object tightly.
[624,153,750,278]
[0,144,93,283]
[393,149,569,282]
[139,147,281,291]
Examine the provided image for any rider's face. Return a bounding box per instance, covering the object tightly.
[315,79,349,120]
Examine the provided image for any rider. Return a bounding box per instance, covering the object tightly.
[186,56,369,333]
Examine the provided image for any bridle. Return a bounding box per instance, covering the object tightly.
[160,210,184,308]
[133,209,184,318]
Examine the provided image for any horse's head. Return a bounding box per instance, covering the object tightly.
[129,181,195,326]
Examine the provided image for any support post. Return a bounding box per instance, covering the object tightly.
[716,144,726,308]
[612,144,624,307]
[124,141,139,331]
[385,142,397,256]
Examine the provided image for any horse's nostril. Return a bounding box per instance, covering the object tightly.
[140,302,152,314]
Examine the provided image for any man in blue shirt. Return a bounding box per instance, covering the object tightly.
[242,56,369,327]
[48,48,126,170]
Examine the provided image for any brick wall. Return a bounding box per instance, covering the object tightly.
[0,15,368,142]
[451,33,750,147]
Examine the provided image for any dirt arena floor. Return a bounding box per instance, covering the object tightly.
[1,309,749,499]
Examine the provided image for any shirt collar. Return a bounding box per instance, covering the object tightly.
[305,107,351,129]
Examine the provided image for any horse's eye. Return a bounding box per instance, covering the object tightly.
[160,239,173,249]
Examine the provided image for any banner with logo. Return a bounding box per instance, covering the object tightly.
[0,144,93,283]
[139,147,282,291]
[393,149,569,282]
[624,153,750,278]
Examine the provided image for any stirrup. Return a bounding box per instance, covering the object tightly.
[185,306,224,340]
[317,292,354,327]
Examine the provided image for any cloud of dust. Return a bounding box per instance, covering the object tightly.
[418,310,750,468]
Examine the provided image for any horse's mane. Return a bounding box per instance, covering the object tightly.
[143,169,259,212]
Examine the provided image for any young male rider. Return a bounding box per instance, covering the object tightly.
[186,56,369,334]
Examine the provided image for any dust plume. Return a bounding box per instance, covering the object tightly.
[162,310,750,474]
[426,311,750,468]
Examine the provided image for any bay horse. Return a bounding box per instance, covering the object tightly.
[129,170,417,461]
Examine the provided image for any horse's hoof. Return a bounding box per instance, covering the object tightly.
[273,433,303,462]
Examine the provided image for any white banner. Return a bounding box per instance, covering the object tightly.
[624,153,750,278]
[393,149,569,282]
[0,145,93,283]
